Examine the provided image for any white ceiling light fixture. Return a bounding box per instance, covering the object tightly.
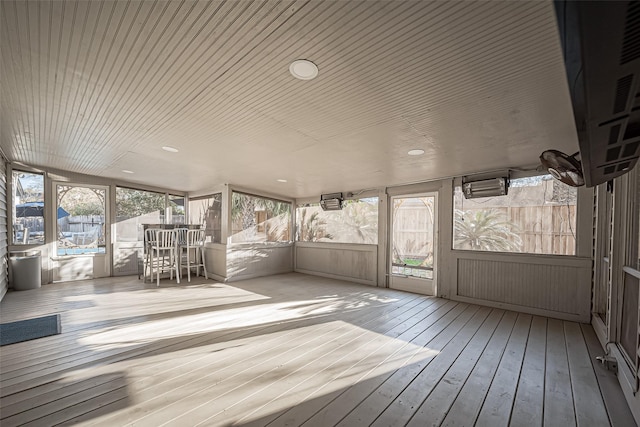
[289,59,319,80]
[122,169,134,174]
[162,146,179,153]
[408,149,425,156]
[277,179,288,183]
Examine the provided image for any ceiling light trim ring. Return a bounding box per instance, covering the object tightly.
[289,59,319,80]
[408,149,425,156]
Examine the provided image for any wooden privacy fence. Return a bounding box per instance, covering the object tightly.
[394,204,577,256]
[462,205,577,255]
[505,205,576,255]
[58,215,104,234]
[393,205,435,260]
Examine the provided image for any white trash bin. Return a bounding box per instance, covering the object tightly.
[9,250,41,290]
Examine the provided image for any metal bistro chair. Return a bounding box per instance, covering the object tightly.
[174,227,188,281]
[149,229,180,286]
[176,227,188,248]
[180,229,208,282]
[143,228,158,283]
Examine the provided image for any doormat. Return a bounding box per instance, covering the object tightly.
[0,314,61,346]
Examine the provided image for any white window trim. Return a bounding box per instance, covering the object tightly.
[451,173,591,258]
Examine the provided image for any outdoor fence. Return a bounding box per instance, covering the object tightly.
[454,205,577,255]
[500,205,577,255]
[393,204,576,257]
[58,215,104,234]
[15,217,44,232]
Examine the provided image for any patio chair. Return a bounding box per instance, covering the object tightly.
[143,228,158,283]
[148,229,180,287]
[176,227,188,247]
[180,229,208,282]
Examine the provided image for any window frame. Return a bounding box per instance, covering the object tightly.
[230,190,293,245]
[295,196,380,245]
[11,169,45,246]
[451,172,583,257]
[114,186,168,244]
[55,182,108,256]
[167,194,186,224]
[188,193,223,244]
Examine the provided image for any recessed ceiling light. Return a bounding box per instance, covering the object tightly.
[289,59,319,80]
[408,149,425,156]
[277,179,287,183]
[122,169,134,174]
[162,146,179,153]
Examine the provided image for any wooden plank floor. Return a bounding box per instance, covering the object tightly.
[0,273,617,426]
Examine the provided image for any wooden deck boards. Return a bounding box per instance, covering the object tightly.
[0,273,618,426]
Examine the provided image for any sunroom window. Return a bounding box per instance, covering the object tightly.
[188,193,222,243]
[453,175,577,255]
[12,171,44,245]
[115,187,165,243]
[231,192,291,244]
[296,197,379,244]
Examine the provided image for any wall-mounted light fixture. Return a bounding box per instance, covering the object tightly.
[320,192,343,210]
[462,176,509,199]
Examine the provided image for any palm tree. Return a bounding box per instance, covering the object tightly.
[232,193,257,230]
[296,208,333,242]
[231,192,292,241]
[454,209,522,252]
[329,200,378,244]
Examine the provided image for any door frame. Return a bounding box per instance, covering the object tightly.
[50,181,111,280]
[388,192,438,296]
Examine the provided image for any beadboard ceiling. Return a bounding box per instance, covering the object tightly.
[0,0,579,199]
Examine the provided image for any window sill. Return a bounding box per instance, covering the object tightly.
[228,242,293,250]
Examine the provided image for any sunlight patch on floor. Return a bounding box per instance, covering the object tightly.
[76,297,346,349]
[83,321,436,426]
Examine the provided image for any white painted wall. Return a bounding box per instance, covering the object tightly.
[204,243,227,282]
[439,179,593,322]
[295,242,377,286]
[51,255,110,282]
[226,244,293,282]
[451,252,591,322]
[113,242,142,276]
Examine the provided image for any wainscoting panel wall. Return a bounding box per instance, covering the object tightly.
[112,242,142,276]
[454,254,591,322]
[225,244,293,282]
[51,255,110,282]
[295,242,378,286]
[204,244,228,281]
